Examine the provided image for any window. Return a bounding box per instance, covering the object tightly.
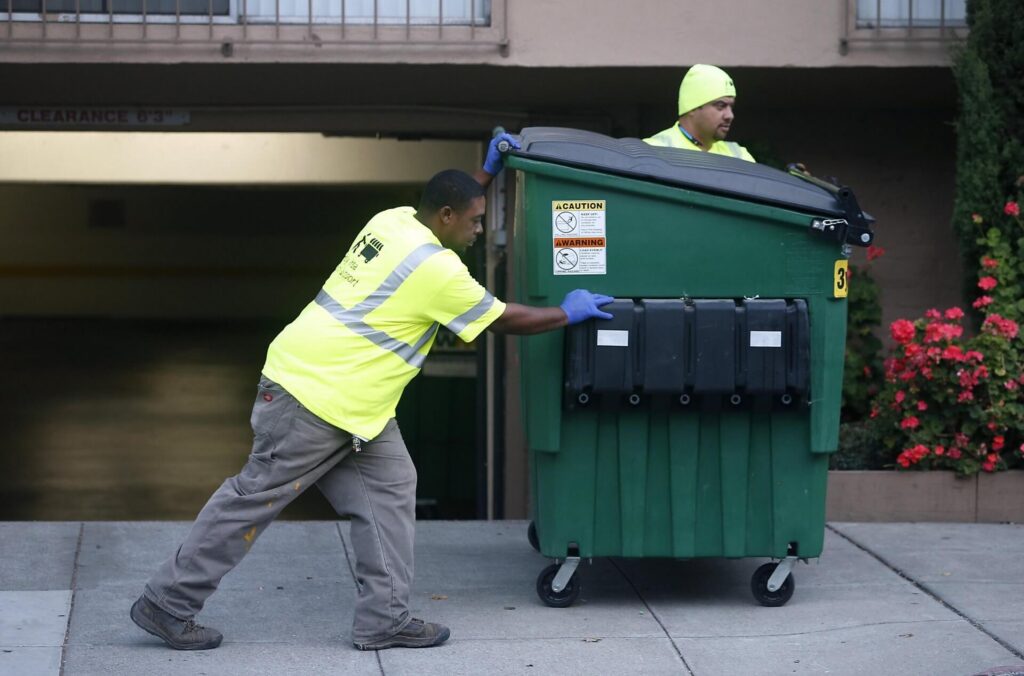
[8,0,228,14]
[3,0,489,23]
[856,0,966,29]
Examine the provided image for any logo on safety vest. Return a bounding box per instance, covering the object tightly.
[352,234,384,263]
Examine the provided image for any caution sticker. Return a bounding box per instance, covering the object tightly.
[552,200,606,275]
[834,260,849,298]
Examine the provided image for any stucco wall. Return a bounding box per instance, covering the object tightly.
[0,0,959,67]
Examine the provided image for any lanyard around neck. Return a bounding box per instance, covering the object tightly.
[677,124,703,148]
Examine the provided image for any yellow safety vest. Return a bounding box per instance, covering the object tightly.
[643,124,756,162]
[263,207,505,440]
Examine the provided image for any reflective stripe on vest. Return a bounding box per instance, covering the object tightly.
[446,291,497,335]
[725,141,742,158]
[314,242,446,368]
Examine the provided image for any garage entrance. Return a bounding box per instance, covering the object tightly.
[0,131,496,520]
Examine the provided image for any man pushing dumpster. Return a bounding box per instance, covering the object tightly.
[645,63,755,162]
[130,134,613,651]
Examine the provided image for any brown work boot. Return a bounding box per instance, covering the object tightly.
[130,595,223,650]
[353,618,451,651]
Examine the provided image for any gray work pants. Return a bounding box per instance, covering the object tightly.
[143,376,417,644]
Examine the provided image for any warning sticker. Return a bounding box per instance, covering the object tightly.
[551,200,606,275]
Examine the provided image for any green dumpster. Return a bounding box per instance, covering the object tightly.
[504,128,875,607]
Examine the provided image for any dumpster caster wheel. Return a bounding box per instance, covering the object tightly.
[751,562,795,607]
[536,563,580,608]
[527,521,540,553]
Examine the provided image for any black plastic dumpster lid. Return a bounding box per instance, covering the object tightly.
[510,127,875,246]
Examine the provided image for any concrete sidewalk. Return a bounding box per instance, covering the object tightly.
[2,521,1022,676]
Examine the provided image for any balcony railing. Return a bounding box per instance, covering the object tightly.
[841,0,967,52]
[0,0,506,52]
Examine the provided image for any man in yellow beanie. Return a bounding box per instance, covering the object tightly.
[644,64,755,162]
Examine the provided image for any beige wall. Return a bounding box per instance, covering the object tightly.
[0,0,957,67]
[0,133,478,184]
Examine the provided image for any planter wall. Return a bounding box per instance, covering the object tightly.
[826,470,1024,523]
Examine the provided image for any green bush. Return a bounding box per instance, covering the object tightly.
[842,259,884,421]
[831,421,888,471]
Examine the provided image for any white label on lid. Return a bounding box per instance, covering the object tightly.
[596,330,629,347]
[750,331,782,348]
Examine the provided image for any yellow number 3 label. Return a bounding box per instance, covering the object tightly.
[834,260,849,298]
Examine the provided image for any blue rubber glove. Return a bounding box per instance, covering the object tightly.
[483,132,521,175]
[560,289,614,325]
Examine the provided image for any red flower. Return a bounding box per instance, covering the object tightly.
[890,319,916,344]
[866,245,886,261]
[993,436,1005,451]
[925,308,941,320]
[901,416,920,429]
[958,390,974,402]
[895,390,906,404]
[869,407,880,419]
[944,307,965,320]
[942,345,966,362]
[965,350,984,362]
[981,257,999,269]
[897,444,930,467]
[982,314,1020,339]
[982,461,996,473]
[905,343,922,358]
[863,366,872,377]
[973,295,993,309]
[978,276,998,291]
[924,321,963,343]
[1005,201,1020,217]
[1006,380,1019,391]
[987,421,998,431]
[934,445,945,456]
[917,400,928,411]
[955,433,969,447]
[948,447,963,460]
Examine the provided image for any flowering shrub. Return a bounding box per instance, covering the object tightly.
[868,200,1024,475]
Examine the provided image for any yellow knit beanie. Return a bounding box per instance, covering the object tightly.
[678,64,736,116]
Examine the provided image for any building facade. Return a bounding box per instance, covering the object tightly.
[0,0,967,519]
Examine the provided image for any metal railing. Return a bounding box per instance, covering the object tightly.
[841,0,967,52]
[0,0,507,52]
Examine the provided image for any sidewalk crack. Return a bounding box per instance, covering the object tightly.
[58,522,85,676]
[609,558,695,675]
[827,524,1024,660]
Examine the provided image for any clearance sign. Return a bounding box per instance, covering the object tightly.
[551,200,606,275]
